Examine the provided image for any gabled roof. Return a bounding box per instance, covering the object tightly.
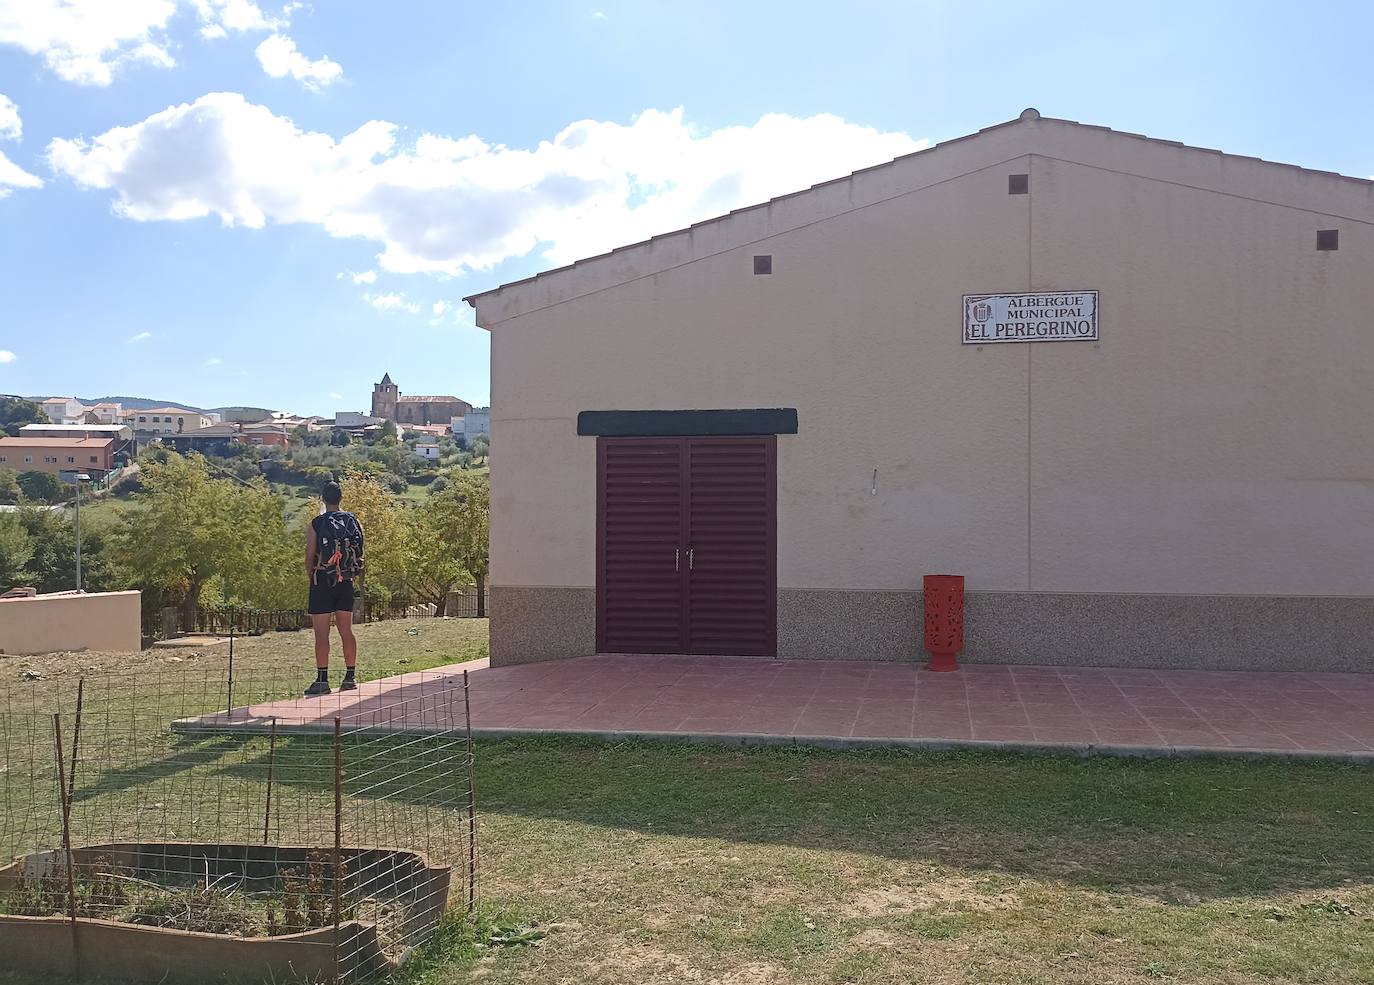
[136,407,205,416]
[170,424,239,438]
[464,108,1374,326]
[0,437,114,448]
[380,372,394,385]
[20,423,131,433]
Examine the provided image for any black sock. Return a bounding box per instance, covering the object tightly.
[343,667,356,680]
[316,668,329,683]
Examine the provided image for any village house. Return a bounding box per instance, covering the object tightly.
[0,436,115,478]
[465,109,1373,673]
[39,397,87,425]
[128,407,213,435]
[18,422,137,460]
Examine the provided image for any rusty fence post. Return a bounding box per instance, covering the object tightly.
[332,716,343,982]
[53,714,81,977]
[262,716,278,845]
[463,669,477,913]
[67,679,84,804]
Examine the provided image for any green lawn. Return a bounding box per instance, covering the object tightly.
[2,622,1371,985]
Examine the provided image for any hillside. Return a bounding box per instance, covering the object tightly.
[26,397,282,417]
[29,395,205,411]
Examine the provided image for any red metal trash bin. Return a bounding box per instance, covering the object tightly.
[923,574,964,672]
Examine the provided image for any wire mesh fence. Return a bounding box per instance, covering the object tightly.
[0,665,479,983]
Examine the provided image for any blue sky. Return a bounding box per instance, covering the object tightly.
[1,1,1371,414]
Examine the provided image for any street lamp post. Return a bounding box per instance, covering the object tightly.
[71,472,90,591]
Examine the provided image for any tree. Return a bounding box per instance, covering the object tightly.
[0,514,34,591]
[16,504,118,594]
[117,452,300,622]
[0,398,47,437]
[378,420,398,443]
[428,473,489,616]
[216,483,305,610]
[339,477,415,604]
[329,429,351,447]
[408,500,467,613]
[0,468,19,504]
[17,471,63,503]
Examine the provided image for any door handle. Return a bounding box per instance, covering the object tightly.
[687,547,694,571]
[675,548,680,571]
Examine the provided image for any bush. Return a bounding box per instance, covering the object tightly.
[379,472,408,494]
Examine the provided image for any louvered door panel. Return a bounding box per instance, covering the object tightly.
[597,438,686,653]
[685,436,776,656]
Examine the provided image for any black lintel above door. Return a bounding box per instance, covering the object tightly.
[578,408,798,437]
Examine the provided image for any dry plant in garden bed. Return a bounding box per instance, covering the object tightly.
[0,847,424,952]
[0,660,481,984]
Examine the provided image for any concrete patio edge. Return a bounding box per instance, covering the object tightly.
[169,719,1374,765]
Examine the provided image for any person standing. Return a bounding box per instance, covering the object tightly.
[304,480,365,696]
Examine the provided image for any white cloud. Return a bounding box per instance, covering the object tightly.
[428,299,452,326]
[0,350,15,364]
[0,0,179,86]
[592,10,607,19]
[205,356,222,365]
[366,291,418,314]
[255,33,341,90]
[0,0,284,86]
[48,95,926,276]
[328,391,342,400]
[0,94,21,141]
[351,269,376,284]
[0,150,41,197]
[126,331,152,343]
[0,93,41,197]
[191,0,278,34]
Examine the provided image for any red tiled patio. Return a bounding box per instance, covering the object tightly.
[174,654,1374,760]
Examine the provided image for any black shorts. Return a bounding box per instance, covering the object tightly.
[308,580,356,615]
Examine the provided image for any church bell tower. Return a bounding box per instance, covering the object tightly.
[372,372,399,420]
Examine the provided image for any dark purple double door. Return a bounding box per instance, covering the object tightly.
[596,435,777,656]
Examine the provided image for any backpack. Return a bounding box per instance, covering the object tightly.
[312,510,365,586]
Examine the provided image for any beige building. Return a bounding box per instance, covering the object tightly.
[464,110,1374,672]
[0,436,115,477]
[40,397,87,425]
[128,407,213,434]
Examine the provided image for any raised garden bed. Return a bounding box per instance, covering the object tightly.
[0,842,451,983]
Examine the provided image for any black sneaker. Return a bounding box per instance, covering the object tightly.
[304,679,332,697]
[339,677,358,692]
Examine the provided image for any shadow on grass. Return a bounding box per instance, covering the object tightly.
[218,734,1374,902]
[70,735,243,805]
